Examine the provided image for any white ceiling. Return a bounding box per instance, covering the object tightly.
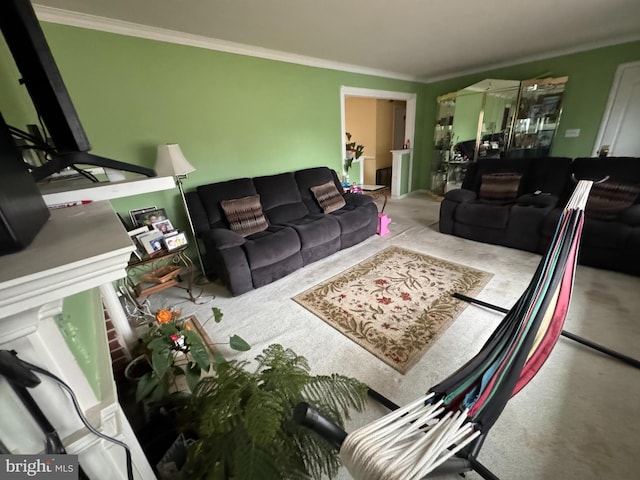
[34,0,640,82]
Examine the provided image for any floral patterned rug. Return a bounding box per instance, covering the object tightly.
[293,246,493,373]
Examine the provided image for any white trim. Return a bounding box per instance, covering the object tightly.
[341,88,417,195]
[592,60,640,156]
[33,5,640,85]
[33,5,423,83]
[426,34,640,83]
[40,175,175,206]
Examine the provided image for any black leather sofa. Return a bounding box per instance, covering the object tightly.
[186,167,378,295]
[440,156,640,276]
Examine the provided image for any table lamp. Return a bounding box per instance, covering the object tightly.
[155,143,206,278]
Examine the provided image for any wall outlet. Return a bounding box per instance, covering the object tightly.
[564,128,580,138]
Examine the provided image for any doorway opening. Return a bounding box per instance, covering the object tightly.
[340,87,416,191]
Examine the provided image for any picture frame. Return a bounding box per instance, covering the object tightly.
[136,229,165,255]
[164,231,188,252]
[152,219,174,234]
[133,208,168,228]
[541,95,561,116]
[129,206,157,227]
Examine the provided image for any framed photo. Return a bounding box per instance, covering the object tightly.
[133,208,168,228]
[536,131,553,147]
[136,230,165,255]
[129,206,157,227]
[164,232,188,251]
[152,219,174,234]
[542,95,561,116]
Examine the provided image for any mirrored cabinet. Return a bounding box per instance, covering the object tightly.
[509,77,568,158]
[430,76,568,195]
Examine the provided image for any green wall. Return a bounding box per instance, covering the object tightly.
[0,23,425,231]
[422,41,640,187]
[1,21,639,229]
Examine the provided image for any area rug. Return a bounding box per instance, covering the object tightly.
[293,246,493,373]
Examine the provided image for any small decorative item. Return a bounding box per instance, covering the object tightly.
[152,219,174,234]
[133,208,168,227]
[344,132,364,178]
[164,231,188,251]
[129,206,157,227]
[136,229,165,255]
[377,213,391,236]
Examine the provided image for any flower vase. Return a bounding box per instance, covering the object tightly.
[342,172,350,189]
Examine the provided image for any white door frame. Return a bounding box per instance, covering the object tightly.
[340,87,417,190]
[592,60,640,156]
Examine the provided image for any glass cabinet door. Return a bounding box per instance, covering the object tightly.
[508,77,568,158]
[431,93,456,196]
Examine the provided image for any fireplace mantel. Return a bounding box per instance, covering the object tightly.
[0,201,155,478]
[0,201,133,319]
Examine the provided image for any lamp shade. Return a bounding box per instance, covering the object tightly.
[155,143,196,177]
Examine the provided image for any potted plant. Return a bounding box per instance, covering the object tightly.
[129,309,368,479]
[131,307,250,402]
[344,132,364,183]
[179,344,368,479]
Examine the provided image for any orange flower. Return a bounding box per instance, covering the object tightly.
[156,309,173,324]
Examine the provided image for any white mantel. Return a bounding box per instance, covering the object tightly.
[0,202,133,318]
[0,201,155,479]
[39,174,175,206]
[390,148,412,198]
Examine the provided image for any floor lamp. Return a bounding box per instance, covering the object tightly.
[155,143,207,279]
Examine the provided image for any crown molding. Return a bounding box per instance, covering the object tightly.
[33,5,425,83]
[425,33,640,83]
[33,5,640,86]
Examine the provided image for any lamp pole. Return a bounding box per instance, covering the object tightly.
[175,174,207,279]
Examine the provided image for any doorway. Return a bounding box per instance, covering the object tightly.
[593,60,640,156]
[340,87,416,190]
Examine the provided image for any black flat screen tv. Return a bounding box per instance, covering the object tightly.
[0,0,155,181]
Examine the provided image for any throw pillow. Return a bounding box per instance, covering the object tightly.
[586,181,640,220]
[220,195,269,237]
[310,180,346,213]
[478,172,522,203]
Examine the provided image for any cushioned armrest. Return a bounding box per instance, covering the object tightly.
[516,193,558,208]
[200,228,245,249]
[443,188,476,203]
[618,204,640,226]
[343,192,374,207]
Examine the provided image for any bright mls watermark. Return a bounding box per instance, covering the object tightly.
[0,455,77,479]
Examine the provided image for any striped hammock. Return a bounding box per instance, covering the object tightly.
[339,180,593,480]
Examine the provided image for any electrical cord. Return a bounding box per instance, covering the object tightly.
[15,356,135,480]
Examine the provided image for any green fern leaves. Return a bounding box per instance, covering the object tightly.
[183,344,368,480]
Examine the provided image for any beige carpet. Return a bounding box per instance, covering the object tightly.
[293,246,493,373]
[150,192,640,480]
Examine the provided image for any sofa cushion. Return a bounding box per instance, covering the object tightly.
[455,202,511,229]
[478,172,522,203]
[310,180,346,213]
[253,172,309,224]
[295,167,344,214]
[586,181,640,220]
[220,195,269,237]
[243,226,301,269]
[194,178,257,230]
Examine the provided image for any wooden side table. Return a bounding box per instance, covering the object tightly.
[124,246,195,302]
[359,184,390,212]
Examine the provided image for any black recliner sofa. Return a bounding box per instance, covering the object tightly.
[186,167,378,295]
[539,157,640,276]
[439,157,572,252]
[440,156,640,276]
